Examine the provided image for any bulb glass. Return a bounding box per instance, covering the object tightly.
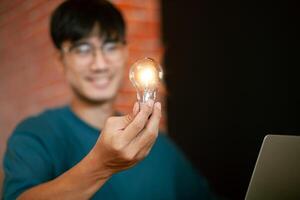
[129,57,163,103]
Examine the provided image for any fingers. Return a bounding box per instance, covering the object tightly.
[133,102,139,116]
[108,102,140,131]
[135,135,156,160]
[122,100,155,142]
[145,102,161,134]
[129,102,161,154]
[100,101,161,171]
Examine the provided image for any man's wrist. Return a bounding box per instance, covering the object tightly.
[53,149,112,199]
[83,148,113,181]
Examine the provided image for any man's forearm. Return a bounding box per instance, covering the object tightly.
[18,150,111,200]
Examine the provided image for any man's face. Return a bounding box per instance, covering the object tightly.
[61,34,127,104]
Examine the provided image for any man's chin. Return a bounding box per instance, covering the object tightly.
[82,95,115,105]
[72,88,115,105]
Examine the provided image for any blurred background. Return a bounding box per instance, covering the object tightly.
[0,0,164,196]
[1,0,300,199]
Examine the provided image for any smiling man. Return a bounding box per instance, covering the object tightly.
[2,0,215,199]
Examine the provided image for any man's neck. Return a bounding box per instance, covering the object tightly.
[70,98,114,130]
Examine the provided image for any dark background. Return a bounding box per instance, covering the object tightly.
[162,0,300,199]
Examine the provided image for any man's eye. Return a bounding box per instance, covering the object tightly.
[73,45,92,54]
[103,43,119,52]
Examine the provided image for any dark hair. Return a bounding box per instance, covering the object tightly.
[50,0,126,49]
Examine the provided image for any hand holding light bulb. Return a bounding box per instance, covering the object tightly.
[129,57,163,103]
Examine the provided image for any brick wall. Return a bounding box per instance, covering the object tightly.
[0,0,165,164]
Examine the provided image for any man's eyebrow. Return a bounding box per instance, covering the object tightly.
[103,38,121,43]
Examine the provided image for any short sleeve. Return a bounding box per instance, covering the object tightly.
[2,130,54,199]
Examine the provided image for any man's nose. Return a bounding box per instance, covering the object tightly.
[90,49,109,71]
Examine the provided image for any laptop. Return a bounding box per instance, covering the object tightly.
[245,134,300,200]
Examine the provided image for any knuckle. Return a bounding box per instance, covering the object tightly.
[121,151,135,161]
[138,150,150,161]
[111,140,124,152]
[136,154,145,161]
[135,157,142,162]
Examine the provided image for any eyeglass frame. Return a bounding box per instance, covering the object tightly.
[61,40,126,64]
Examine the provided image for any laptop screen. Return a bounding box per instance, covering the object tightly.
[245,135,300,200]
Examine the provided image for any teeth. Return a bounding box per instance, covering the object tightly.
[92,78,109,86]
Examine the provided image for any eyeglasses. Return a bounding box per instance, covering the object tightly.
[63,41,125,64]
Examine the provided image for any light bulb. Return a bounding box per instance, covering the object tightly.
[129,57,163,103]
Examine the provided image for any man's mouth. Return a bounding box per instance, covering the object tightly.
[86,76,111,89]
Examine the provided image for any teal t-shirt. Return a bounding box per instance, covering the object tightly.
[2,106,214,199]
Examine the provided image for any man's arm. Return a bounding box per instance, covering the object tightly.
[18,149,110,200]
[17,101,161,200]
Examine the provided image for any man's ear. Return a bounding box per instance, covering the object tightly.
[123,44,129,60]
[54,49,65,73]
[59,41,71,68]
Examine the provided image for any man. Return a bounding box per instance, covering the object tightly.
[2,0,215,199]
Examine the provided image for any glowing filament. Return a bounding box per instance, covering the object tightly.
[137,67,156,87]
